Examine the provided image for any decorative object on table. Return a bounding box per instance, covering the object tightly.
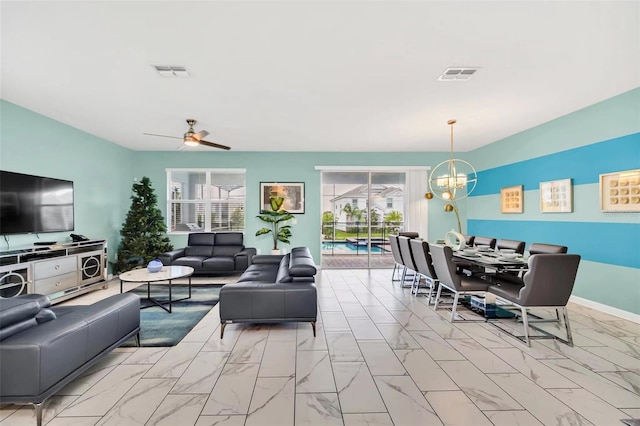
[112,176,173,274]
[256,194,295,253]
[424,119,478,233]
[540,178,573,213]
[260,182,305,213]
[444,230,467,251]
[500,185,524,213]
[599,169,640,212]
[146,259,163,273]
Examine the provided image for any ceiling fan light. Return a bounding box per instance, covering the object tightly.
[184,136,199,147]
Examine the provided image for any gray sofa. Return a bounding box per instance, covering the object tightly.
[159,232,257,275]
[219,247,317,337]
[0,293,140,426]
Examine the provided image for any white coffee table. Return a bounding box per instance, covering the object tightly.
[119,266,194,313]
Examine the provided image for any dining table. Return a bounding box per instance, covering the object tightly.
[452,249,529,276]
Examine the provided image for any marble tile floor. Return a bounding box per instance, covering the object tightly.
[2,269,639,425]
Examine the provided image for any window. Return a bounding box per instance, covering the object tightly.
[386,197,393,208]
[352,199,358,208]
[166,169,246,233]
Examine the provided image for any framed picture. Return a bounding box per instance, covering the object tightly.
[260,182,305,214]
[501,185,523,213]
[599,169,640,212]
[540,178,573,213]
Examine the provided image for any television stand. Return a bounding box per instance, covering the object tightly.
[34,241,57,246]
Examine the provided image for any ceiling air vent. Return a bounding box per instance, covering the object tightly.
[153,65,190,78]
[438,67,479,81]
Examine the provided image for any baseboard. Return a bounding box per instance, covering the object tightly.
[569,295,640,324]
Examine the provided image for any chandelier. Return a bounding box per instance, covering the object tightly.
[425,119,478,233]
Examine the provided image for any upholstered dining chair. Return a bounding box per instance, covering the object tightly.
[487,253,581,347]
[398,236,418,288]
[463,235,475,247]
[473,236,496,249]
[496,239,526,254]
[389,235,405,282]
[430,244,490,322]
[409,239,439,302]
[528,243,568,255]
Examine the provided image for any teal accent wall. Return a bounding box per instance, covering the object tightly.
[0,100,134,267]
[467,88,640,315]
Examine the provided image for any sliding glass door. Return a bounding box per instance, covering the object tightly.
[321,171,406,269]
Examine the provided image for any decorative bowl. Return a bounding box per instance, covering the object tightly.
[463,248,477,255]
[476,245,492,252]
[500,249,516,254]
[147,259,163,273]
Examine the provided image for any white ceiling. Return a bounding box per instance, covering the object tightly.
[2,1,638,152]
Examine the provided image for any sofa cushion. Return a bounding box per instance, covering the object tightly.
[215,232,244,246]
[238,264,279,282]
[188,232,216,246]
[173,256,208,269]
[203,257,236,272]
[212,245,244,257]
[184,246,214,257]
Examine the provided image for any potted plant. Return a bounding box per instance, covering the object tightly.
[256,195,294,254]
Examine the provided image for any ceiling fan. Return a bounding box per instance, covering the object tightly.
[143,119,231,150]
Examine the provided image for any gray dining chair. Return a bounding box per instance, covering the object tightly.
[528,243,568,255]
[487,253,581,347]
[389,235,405,282]
[430,243,490,322]
[496,239,526,254]
[473,236,496,249]
[398,236,417,288]
[409,239,439,302]
[463,235,475,247]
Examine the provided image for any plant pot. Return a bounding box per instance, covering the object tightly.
[271,249,282,255]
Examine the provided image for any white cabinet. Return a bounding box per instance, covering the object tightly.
[0,240,107,303]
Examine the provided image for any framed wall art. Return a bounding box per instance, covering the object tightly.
[501,185,523,213]
[600,169,640,212]
[540,178,573,213]
[260,182,305,214]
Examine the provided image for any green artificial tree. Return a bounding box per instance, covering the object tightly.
[113,176,173,274]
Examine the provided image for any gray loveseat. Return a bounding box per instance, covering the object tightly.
[219,247,317,337]
[159,232,257,275]
[0,293,140,426]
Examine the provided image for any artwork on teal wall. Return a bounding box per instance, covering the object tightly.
[540,178,573,213]
[599,169,640,212]
[500,185,523,214]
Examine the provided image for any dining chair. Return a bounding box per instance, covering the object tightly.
[463,235,475,247]
[398,231,420,239]
[409,239,439,302]
[487,253,581,347]
[496,239,526,254]
[528,243,568,255]
[398,236,418,288]
[389,235,405,282]
[430,243,490,322]
[473,236,496,249]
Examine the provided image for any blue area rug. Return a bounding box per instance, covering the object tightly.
[124,284,221,347]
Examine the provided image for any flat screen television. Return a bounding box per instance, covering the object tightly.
[0,170,74,235]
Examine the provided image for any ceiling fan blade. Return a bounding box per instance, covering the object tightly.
[199,140,232,150]
[143,132,181,140]
[193,130,209,140]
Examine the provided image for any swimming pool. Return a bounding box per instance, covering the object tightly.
[322,241,388,253]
